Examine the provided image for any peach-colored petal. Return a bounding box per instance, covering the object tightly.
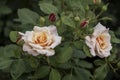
[28,43,43,49]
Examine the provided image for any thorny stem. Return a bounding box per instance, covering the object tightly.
[89,10,104,23]
[96,10,104,19]
[109,63,116,72]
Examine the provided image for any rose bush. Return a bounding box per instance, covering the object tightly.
[0,0,120,80]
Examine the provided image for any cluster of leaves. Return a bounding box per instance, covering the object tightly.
[0,0,120,80]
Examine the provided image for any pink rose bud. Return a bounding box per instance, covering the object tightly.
[80,20,89,28]
[49,13,56,22]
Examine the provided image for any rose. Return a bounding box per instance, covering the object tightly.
[85,23,112,58]
[19,25,62,56]
[80,20,89,28]
[49,13,56,22]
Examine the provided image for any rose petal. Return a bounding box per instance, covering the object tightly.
[50,36,62,48]
[29,43,43,49]
[23,43,39,56]
[90,48,96,56]
[22,31,34,43]
[34,48,55,56]
[18,32,24,36]
[48,25,58,36]
[34,26,48,32]
[93,23,107,37]
[97,50,110,58]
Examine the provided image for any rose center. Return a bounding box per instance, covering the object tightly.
[96,34,107,49]
[33,32,50,47]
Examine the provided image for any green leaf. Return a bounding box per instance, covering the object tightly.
[34,66,50,79]
[74,41,84,50]
[65,0,85,10]
[86,11,96,19]
[80,0,93,6]
[110,31,120,43]
[65,0,85,18]
[62,74,76,80]
[83,45,92,57]
[74,68,92,80]
[0,5,12,15]
[11,60,26,80]
[61,16,75,28]
[58,62,73,69]
[39,3,58,14]
[56,47,73,63]
[4,44,22,58]
[18,8,39,25]
[78,60,93,69]
[49,69,61,80]
[117,62,120,68]
[108,53,116,62]
[28,56,39,68]
[73,49,87,59]
[94,63,108,80]
[94,59,105,66]
[0,58,13,69]
[9,31,19,42]
[0,47,5,57]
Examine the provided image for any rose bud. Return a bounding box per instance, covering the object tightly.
[102,5,108,11]
[74,16,80,21]
[93,0,101,4]
[80,20,89,28]
[49,13,56,22]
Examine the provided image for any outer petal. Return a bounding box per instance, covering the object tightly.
[85,36,96,48]
[34,48,55,56]
[48,25,58,36]
[50,36,62,49]
[23,43,39,56]
[19,32,24,36]
[93,23,107,37]
[34,26,48,32]
[85,36,96,56]
[22,31,34,43]
[90,48,96,56]
[97,51,110,58]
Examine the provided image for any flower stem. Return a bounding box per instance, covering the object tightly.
[46,56,51,66]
